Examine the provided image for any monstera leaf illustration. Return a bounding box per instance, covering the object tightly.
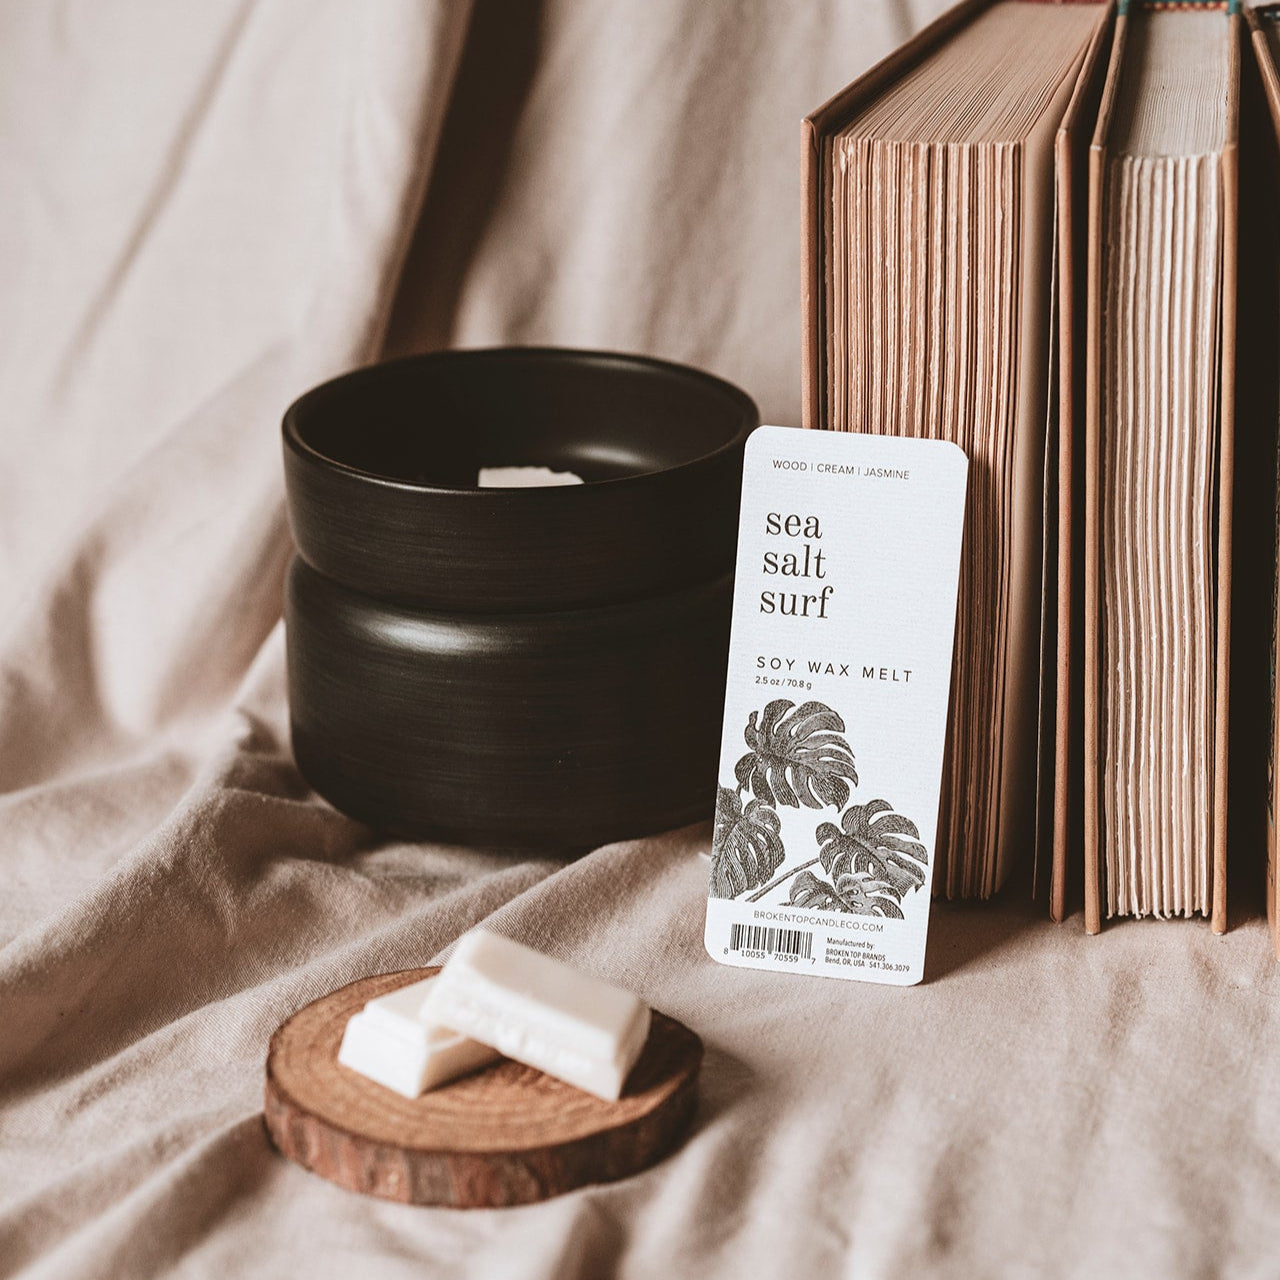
[733,699,858,810]
[787,868,843,911]
[816,799,928,899]
[788,866,906,917]
[709,787,785,898]
[833,870,905,918]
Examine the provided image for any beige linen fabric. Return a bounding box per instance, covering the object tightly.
[3,2,1279,1277]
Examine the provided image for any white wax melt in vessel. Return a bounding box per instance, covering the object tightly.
[337,975,499,1098]
[421,929,652,1102]
[476,466,584,487]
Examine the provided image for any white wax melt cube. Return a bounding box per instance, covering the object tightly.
[421,930,651,1102]
[337,975,499,1098]
[477,465,584,487]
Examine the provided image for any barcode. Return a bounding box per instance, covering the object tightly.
[729,924,813,959]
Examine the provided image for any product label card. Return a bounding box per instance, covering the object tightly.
[704,426,967,985]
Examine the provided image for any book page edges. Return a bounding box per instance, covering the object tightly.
[1083,11,1238,932]
[801,0,996,431]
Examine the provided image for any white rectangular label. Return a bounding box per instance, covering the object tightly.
[704,426,967,985]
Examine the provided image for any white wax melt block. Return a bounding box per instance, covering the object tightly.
[477,465,584,487]
[337,975,500,1098]
[421,930,651,1102]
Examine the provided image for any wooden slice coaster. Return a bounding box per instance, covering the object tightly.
[264,966,703,1208]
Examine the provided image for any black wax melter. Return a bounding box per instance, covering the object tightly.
[282,347,758,847]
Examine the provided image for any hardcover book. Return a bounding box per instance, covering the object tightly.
[802,0,1111,899]
[1081,0,1241,931]
[1243,4,1280,954]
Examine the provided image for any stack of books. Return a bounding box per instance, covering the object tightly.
[805,0,1280,954]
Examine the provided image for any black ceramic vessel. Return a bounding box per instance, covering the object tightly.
[283,347,758,847]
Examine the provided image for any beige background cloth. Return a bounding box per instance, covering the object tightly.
[3,2,1279,1276]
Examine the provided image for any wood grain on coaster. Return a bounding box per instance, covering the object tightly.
[263,966,703,1208]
